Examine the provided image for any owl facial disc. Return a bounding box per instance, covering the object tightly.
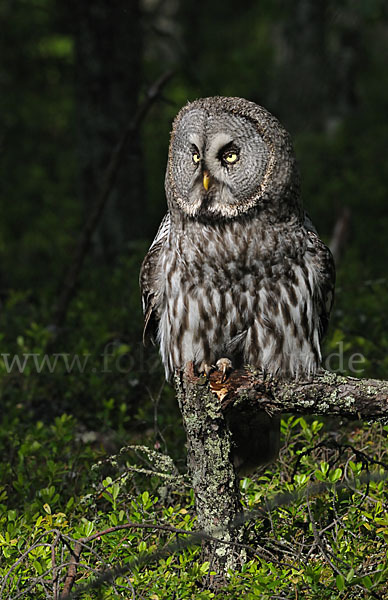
[166,96,301,222]
[168,108,270,219]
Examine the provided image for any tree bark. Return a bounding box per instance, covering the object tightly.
[175,364,388,579]
[174,365,245,576]
[212,368,388,421]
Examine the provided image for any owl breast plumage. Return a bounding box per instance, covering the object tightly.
[140,96,335,383]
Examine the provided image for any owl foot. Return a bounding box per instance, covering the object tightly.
[216,358,233,383]
[198,361,214,378]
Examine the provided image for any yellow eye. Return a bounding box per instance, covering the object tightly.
[192,152,201,164]
[224,151,238,164]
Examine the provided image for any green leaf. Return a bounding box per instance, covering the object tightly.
[200,561,210,575]
[329,468,342,482]
[66,497,75,511]
[35,515,43,528]
[83,521,94,537]
[112,483,120,501]
[362,575,372,589]
[33,560,43,575]
[336,574,345,591]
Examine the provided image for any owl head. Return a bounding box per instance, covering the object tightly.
[166,96,301,221]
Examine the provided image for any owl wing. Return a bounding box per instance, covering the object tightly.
[140,212,170,344]
[305,225,336,341]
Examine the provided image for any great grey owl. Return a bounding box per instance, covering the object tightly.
[140,96,335,473]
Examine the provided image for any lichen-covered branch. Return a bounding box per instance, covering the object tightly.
[203,368,388,421]
[174,365,388,583]
[174,366,245,576]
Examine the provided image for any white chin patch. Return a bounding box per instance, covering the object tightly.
[176,195,258,219]
[175,196,202,217]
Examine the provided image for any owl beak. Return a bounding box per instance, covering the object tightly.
[202,170,211,191]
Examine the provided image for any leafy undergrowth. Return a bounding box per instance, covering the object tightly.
[0,260,387,598]
[1,411,387,599]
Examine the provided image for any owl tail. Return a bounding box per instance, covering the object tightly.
[227,410,280,476]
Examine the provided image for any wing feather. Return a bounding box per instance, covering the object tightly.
[139,212,170,344]
[307,228,336,341]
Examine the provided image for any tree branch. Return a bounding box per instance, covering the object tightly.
[171,364,388,585]
[174,366,245,577]
[200,368,388,421]
[59,519,203,598]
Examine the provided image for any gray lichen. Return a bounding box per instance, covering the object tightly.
[342,395,356,408]
[174,375,245,573]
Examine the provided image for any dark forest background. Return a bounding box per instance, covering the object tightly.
[1,1,388,597]
[2,0,388,398]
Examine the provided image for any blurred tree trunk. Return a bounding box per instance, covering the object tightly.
[69,0,143,258]
[275,0,329,130]
[273,0,361,132]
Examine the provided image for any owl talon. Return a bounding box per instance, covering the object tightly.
[198,361,214,378]
[216,358,233,383]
